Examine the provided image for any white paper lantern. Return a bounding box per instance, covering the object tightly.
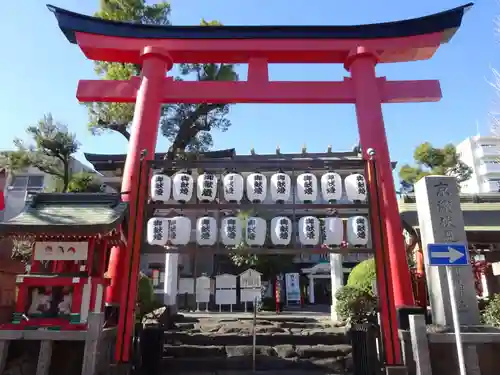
[220,216,242,246]
[197,173,218,202]
[347,216,370,247]
[172,173,194,203]
[246,173,267,203]
[298,216,320,246]
[270,172,291,203]
[146,218,169,246]
[223,173,244,203]
[245,216,267,246]
[345,173,367,202]
[196,216,217,246]
[321,172,342,203]
[323,217,344,247]
[296,173,318,203]
[169,216,192,245]
[150,174,171,202]
[270,216,292,246]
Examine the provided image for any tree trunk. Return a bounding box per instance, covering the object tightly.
[62,160,70,193]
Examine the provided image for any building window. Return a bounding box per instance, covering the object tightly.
[8,175,45,191]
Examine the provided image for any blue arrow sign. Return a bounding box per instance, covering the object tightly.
[427,243,469,266]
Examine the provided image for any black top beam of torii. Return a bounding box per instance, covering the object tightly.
[47,3,472,44]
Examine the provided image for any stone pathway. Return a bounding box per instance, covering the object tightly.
[164,316,353,373]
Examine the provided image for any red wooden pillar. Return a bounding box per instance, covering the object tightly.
[105,244,125,306]
[116,46,172,362]
[345,47,415,311]
[366,159,400,365]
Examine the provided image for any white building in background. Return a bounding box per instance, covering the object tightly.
[456,135,500,193]
[2,158,97,222]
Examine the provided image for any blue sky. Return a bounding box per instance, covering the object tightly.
[0,0,496,178]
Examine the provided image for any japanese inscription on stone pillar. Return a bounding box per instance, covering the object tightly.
[415,176,480,326]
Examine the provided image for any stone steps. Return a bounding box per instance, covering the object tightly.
[162,344,353,372]
[160,317,352,373]
[162,357,349,372]
[164,371,350,375]
[165,332,348,346]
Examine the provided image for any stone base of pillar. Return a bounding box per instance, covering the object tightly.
[330,303,339,322]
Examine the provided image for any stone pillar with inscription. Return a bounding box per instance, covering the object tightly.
[414,176,480,325]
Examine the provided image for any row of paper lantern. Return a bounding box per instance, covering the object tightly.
[150,172,367,203]
[147,215,370,247]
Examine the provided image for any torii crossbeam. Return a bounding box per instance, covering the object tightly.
[48,2,473,369]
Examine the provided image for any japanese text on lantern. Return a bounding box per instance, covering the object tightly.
[201,218,211,240]
[153,219,164,241]
[202,174,215,198]
[279,218,289,239]
[356,175,366,195]
[227,218,237,240]
[277,174,287,194]
[305,217,315,239]
[356,217,366,239]
[155,175,165,197]
[180,175,190,195]
[253,175,263,195]
[326,174,336,194]
[304,175,313,195]
[225,175,235,195]
[169,220,177,240]
[247,219,257,241]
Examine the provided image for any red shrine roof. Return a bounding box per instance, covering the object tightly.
[0,193,128,236]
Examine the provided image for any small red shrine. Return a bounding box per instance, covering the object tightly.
[0,193,128,331]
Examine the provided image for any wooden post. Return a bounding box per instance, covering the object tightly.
[82,313,104,375]
[409,314,432,375]
[0,340,9,374]
[36,340,53,375]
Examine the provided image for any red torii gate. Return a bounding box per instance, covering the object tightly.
[48,3,472,368]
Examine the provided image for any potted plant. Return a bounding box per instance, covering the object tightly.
[335,285,380,375]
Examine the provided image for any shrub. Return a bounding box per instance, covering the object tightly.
[335,285,377,324]
[347,258,376,294]
[137,272,156,318]
[482,294,500,327]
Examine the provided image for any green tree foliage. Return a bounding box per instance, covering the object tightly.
[67,173,104,193]
[482,293,500,327]
[0,114,104,194]
[347,258,377,295]
[137,271,156,318]
[88,1,238,159]
[399,142,472,186]
[0,114,79,192]
[334,285,377,324]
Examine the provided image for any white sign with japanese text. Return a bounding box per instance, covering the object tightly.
[34,241,88,261]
